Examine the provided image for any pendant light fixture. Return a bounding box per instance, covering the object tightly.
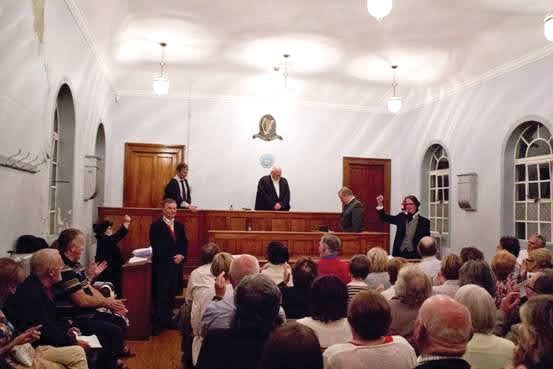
[386,65,402,113]
[153,42,169,95]
[367,0,393,21]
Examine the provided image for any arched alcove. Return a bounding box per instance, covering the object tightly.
[92,123,106,222]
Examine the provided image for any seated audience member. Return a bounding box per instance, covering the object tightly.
[197,274,283,369]
[1,253,89,369]
[317,234,351,284]
[517,233,546,265]
[186,243,220,303]
[280,257,318,319]
[417,236,441,281]
[261,241,293,286]
[201,254,286,334]
[459,259,497,298]
[191,252,233,365]
[258,322,323,369]
[492,250,517,307]
[347,255,369,303]
[526,248,552,273]
[365,248,390,290]
[381,257,406,300]
[497,236,521,278]
[323,290,417,369]
[455,284,515,369]
[389,265,432,348]
[414,295,473,369]
[460,247,484,264]
[511,295,553,369]
[14,234,48,254]
[54,229,128,369]
[93,215,131,297]
[297,276,352,349]
[432,254,462,297]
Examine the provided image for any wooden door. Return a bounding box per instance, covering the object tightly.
[124,143,185,208]
[343,157,391,233]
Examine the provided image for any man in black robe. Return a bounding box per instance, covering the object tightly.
[254,166,291,211]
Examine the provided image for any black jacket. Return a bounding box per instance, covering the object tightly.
[164,178,191,208]
[254,175,290,211]
[341,197,365,232]
[378,209,430,257]
[95,225,127,270]
[415,358,471,369]
[149,218,188,274]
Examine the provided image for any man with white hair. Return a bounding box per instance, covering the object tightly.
[254,166,291,211]
[201,254,286,334]
[417,236,442,280]
[414,295,473,369]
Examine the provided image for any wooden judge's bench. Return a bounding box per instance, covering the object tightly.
[100,207,389,339]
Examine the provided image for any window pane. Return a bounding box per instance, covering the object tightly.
[528,140,551,157]
[430,218,436,232]
[541,223,551,242]
[516,222,526,240]
[528,165,538,181]
[444,189,449,201]
[436,219,442,233]
[431,190,436,202]
[540,203,551,221]
[444,219,448,233]
[517,140,528,158]
[515,203,525,220]
[539,163,550,180]
[437,158,449,170]
[438,176,443,187]
[431,157,437,170]
[528,203,538,221]
[540,182,550,199]
[430,204,436,217]
[430,175,436,189]
[444,175,449,187]
[516,164,525,182]
[528,222,538,237]
[529,183,539,199]
[437,189,443,201]
[539,125,552,141]
[437,204,442,218]
[435,147,443,159]
[517,184,526,201]
[523,125,539,142]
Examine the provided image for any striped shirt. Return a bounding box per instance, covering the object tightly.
[347,280,369,303]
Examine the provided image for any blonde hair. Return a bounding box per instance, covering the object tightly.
[492,250,516,281]
[367,247,388,273]
[528,248,553,271]
[211,252,233,278]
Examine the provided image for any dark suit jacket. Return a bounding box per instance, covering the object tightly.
[341,197,365,232]
[149,218,188,289]
[254,175,290,211]
[164,178,191,208]
[377,209,430,257]
[3,274,76,347]
[95,225,127,270]
[415,358,471,369]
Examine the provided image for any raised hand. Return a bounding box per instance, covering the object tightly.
[214,271,227,298]
[12,325,42,346]
[376,194,384,206]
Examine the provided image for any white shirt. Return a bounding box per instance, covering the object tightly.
[381,285,395,300]
[517,249,528,265]
[185,263,215,302]
[272,178,280,197]
[162,216,174,231]
[297,317,352,349]
[463,333,515,369]
[173,174,190,208]
[418,256,442,280]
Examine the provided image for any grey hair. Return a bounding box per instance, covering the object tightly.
[455,284,496,334]
[338,187,353,197]
[320,234,341,254]
[532,233,546,247]
[31,249,60,278]
[394,265,432,307]
[229,254,260,285]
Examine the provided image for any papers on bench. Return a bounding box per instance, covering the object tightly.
[76,334,102,348]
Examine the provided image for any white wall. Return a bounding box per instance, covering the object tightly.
[0,0,113,256]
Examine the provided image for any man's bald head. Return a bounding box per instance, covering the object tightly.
[229,254,260,287]
[417,236,437,257]
[271,166,282,181]
[415,295,472,356]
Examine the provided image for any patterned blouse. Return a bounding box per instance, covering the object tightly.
[0,309,15,348]
[495,273,517,308]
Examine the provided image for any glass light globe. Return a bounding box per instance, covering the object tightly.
[545,15,553,42]
[367,0,393,21]
[387,96,402,113]
[153,77,169,95]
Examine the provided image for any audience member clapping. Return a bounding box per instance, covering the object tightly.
[261,241,293,286]
[258,322,323,369]
[380,257,406,300]
[323,290,417,369]
[459,259,497,297]
[197,274,283,369]
[280,257,318,319]
[417,236,441,281]
[455,284,515,369]
[347,255,369,303]
[492,250,518,307]
[297,276,352,349]
[432,254,462,297]
[365,247,390,290]
[389,265,432,348]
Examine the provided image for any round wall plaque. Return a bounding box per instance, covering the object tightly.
[259,153,275,168]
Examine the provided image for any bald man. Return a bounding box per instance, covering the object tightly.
[414,295,473,369]
[254,166,291,211]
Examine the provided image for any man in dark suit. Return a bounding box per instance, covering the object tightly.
[338,187,364,232]
[376,194,430,258]
[149,198,188,335]
[254,166,291,211]
[164,163,197,210]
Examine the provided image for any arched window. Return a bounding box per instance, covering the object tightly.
[427,145,449,242]
[513,122,552,241]
[48,85,75,234]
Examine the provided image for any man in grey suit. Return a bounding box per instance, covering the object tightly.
[338,187,364,232]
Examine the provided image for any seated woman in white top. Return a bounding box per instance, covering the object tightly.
[261,241,293,286]
[323,290,417,369]
[297,276,352,349]
[454,284,515,369]
[191,252,234,365]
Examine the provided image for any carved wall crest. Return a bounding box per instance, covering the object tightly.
[252,114,283,141]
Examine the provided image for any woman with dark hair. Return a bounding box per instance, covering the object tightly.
[258,322,322,369]
[323,290,417,369]
[280,257,318,319]
[459,259,497,298]
[93,214,131,296]
[297,276,352,349]
[261,241,292,286]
